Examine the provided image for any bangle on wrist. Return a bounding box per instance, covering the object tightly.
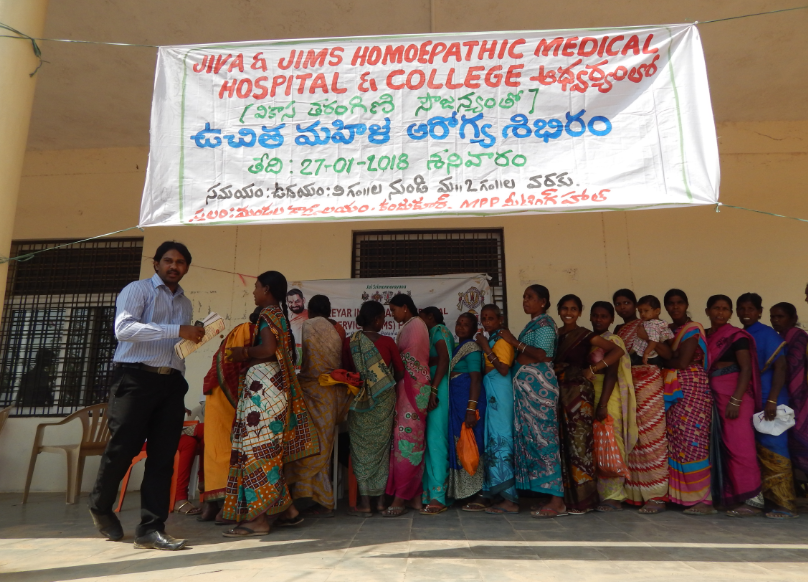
[466,407,476,412]
[767,399,778,405]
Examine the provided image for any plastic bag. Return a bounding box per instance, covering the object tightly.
[753,404,795,436]
[593,415,630,479]
[457,411,480,475]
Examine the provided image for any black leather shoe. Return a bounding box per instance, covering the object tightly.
[89,509,124,541]
[133,530,187,551]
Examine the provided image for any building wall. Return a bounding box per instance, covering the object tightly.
[2,119,806,492]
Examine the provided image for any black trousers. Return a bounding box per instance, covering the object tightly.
[89,367,188,536]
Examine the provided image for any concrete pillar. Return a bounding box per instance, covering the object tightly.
[0,0,49,321]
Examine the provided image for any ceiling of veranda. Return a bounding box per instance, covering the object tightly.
[23,0,808,150]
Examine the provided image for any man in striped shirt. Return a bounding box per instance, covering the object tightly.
[88,241,204,551]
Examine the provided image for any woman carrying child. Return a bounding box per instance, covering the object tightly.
[614,290,672,514]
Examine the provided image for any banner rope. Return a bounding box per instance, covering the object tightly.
[0,226,144,265]
[0,4,806,76]
[714,202,808,224]
[697,5,808,25]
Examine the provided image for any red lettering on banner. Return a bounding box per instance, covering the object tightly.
[485,65,503,87]
[309,73,329,93]
[427,69,444,89]
[351,46,368,66]
[464,66,485,88]
[418,41,433,64]
[328,47,344,65]
[577,37,598,57]
[534,38,564,57]
[508,39,526,58]
[330,72,347,94]
[429,42,447,64]
[562,37,579,56]
[303,48,329,68]
[383,45,404,64]
[444,42,462,62]
[386,69,405,90]
[462,41,479,61]
[227,54,244,73]
[252,76,268,99]
[218,79,236,99]
[606,36,624,56]
[504,64,523,87]
[642,34,658,54]
[621,35,640,55]
[270,75,286,97]
[445,68,464,89]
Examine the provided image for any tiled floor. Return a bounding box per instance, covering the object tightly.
[2,493,808,581]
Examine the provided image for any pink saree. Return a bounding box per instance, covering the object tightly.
[707,323,762,506]
[386,316,432,500]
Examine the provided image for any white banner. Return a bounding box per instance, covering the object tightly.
[141,25,719,226]
[286,274,490,362]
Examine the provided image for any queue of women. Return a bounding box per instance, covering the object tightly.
[197,270,808,537]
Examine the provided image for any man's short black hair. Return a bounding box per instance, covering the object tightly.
[287,288,304,299]
[153,241,192,265]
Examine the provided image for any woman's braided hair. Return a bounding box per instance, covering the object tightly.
[256,270,296,365]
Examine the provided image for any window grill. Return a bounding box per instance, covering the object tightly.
[352,229,507,319]
[0,238,144,417]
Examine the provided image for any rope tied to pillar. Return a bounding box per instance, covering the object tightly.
[0,22,44,77]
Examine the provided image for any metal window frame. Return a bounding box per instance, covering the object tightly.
[0,237,144,417]
[351,228,507,320]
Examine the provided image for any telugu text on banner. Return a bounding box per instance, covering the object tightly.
[140,25,719,226]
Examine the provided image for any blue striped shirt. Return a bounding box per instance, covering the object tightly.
[113,273,193,372]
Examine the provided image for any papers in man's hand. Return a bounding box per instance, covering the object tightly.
[174,312,226,360]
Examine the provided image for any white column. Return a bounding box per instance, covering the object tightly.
[0,0,50,320]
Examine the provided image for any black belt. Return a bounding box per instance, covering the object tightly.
[117,363,181,375]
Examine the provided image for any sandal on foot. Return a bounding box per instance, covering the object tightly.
[683,506,718,516]
[766,509,799,520]
[347,507,373,518]
[420,504,448,515]
[302,506,335,518]
[174,501,202,515]
[596,503,623,513]
[531,507,569,519]
[727,508,761,518]
[639,500,666,514]
[222,525,269,538]
[381,506,409,518]
[462,502,489,512]
[485,506,519,515]
[276,515,304,527]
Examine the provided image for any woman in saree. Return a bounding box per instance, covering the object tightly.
[613,289,671,514]
[770,302,808,479]
[588,301,638,512]
[737,293,796,518]
[491,285,563,517]
[662,289,715,515]
[705,294,763,516]
[418,306,454,514]
[446,312,486,507]
[385,293,431,517]
[198,307,260,522]
[342,300,403,516]
[553,295,628,514]
[221,271,319,537]
[285,295,352,518]
[476,304,518,514]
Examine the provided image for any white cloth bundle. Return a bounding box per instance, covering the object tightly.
[753,404,795,436]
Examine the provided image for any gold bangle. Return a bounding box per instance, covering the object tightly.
[767,400,778,405]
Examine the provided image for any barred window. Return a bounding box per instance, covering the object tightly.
[352,229,507,319]
[0,238,144,417]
